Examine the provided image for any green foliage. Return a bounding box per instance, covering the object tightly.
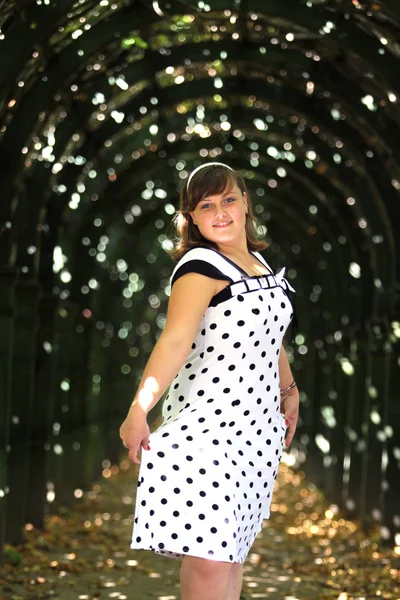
[4,546,22,566]
[121,34,149,49]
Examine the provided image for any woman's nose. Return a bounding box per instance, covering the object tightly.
[215,204,227,216]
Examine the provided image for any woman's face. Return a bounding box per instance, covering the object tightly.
[189,182,248,246]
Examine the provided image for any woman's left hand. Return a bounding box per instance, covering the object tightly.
[280,388,299,448]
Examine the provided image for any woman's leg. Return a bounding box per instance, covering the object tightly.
[180,555,232,600]
[224,563,244,600]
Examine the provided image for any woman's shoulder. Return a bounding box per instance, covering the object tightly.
[169,246,239,287]
[171,246,216,271]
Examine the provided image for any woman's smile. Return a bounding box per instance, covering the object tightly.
[213,221,232,228]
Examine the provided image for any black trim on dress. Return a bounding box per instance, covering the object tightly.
[171,260,234,287]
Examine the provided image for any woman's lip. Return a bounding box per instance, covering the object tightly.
[213,221,232,228]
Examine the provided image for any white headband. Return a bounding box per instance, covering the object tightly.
[186,162,233,190]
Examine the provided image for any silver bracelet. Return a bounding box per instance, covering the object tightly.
[280,379,297,395]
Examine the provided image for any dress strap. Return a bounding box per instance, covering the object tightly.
[251,251,274,275]
[170,247,243,286]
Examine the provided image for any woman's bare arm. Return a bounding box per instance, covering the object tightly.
[130,272,222,416]
[278,344,299,447]
[278,344,294,390]
[120,271,224,463]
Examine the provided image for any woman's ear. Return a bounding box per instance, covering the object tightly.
[189,211,197,226]
[243,192,248,214]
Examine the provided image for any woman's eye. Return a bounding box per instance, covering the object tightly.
[201,203,211,209]
[225,197,235,203]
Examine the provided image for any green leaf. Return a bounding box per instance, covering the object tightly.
[121,35,148,50]
[5,547,22,566]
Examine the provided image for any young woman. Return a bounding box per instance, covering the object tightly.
[120,162,300,600]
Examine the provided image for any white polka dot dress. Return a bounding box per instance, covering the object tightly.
[131,247,297,563]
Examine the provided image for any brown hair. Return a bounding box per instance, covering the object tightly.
[167,164,268,261]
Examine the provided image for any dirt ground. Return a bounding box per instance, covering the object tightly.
[1,451,399,600]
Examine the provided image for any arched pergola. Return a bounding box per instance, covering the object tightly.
[0,0,399,557]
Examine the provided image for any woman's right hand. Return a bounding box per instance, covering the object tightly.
[119,405,151,465]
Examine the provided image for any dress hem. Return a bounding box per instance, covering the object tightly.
[130,514,268,564]
[130,542,245,563]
